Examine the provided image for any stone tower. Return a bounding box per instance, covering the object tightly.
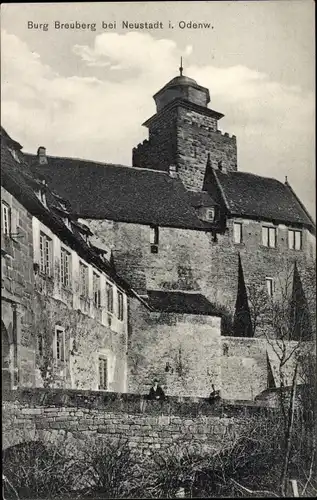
[133,66,237,191]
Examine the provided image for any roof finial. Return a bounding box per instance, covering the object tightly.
[285,175,288,185]
[179,56,183,76]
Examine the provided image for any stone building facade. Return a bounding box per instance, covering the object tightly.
[2,70,316,400]
[1,128,135,393]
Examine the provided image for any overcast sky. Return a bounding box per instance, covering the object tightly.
[1,1,315,217]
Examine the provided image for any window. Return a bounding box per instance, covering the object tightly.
[266,277,274,297]
[93,272,101,308]
[233,222,242,244]
[55,327,65,362]
[37,334,44,357]
[150,226,159,245]
[39,232,52,275]
[106,282,114,313]
[117,291,124,321]
[288,229,302,250]
[2,202,11,236]
[79,262,89,297]
[60,247,71,287]
[262,226,276,248]
[98,357,108,390]
[206,207,215,222]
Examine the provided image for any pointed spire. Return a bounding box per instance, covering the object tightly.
[289,261,312,341]
[233,253,253,337]
[109,249,115,270]
[179,56,183,76]
[202,153,213,190]
[206,152,211,168]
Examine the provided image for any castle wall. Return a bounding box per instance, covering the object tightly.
[128,297,221,397]
[84,218,315,328]
[2,389,276,455]
[85,218,315,399]
[220,337,268,400]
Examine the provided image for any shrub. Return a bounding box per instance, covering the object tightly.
[75,437,140,499]
[2,440,78,499]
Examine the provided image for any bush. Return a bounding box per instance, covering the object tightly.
[75,437,140,499]
[2,441,78,499]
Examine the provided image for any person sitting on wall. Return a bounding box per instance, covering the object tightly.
[148,379,165,401]
[209,384,220,402]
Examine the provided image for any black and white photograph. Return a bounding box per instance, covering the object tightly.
[1,1,316,498]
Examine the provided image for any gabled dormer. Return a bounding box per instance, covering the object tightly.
[188,190,220,224]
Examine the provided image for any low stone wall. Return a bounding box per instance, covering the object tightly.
[2,389,276,455]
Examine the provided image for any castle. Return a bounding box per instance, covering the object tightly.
[1,68,315,401]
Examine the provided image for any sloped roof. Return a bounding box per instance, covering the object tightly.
[0,128,135,293]
[146,290,222,316]
[188,190,217,208]
[212,169,314,229]
[25,154,212,230]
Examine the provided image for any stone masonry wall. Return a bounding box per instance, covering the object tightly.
[2,389,276,456]
[33,293,127,393]
[1,186,36,388]
[83,218,315,399]
[132,106,177,172]
[1,188,128,393]
[220,337,268,400]
[84,218,314,324]
[128,298,221,397]
[176,107,237,191]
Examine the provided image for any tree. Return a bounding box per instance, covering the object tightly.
[247,260,316,496]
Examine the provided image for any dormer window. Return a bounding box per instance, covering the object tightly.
[205,207,216,222]
[60,201,68,211]
[8,148,21,163]
[63,217,72,231]
[36,182,47,207]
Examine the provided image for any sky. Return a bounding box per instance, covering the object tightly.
[1,1,315,217]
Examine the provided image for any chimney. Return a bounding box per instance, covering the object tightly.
[169,164,178,178]
[37,146,48,165]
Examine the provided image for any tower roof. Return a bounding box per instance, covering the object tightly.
[153,58,210,110]
[164,75,199,88]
